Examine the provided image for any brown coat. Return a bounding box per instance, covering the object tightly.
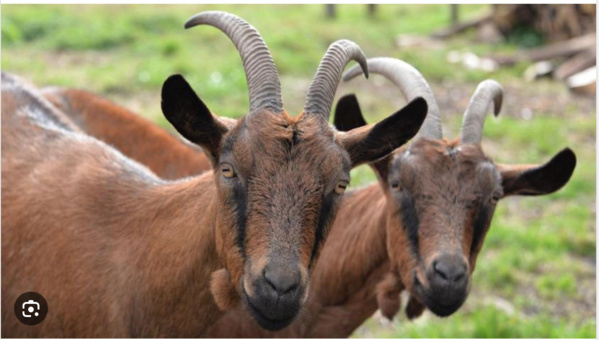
[2,74,221,337]
[39,89,408,337]
[42,87,211,179]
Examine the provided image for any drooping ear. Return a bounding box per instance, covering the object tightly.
[333,94,368,132]
[499,148,576,197]
[338,97,427,167]
[161,74,230,165]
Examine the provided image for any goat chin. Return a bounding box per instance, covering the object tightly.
[210,269,240,311]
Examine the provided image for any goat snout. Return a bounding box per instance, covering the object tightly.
[414,253,469,317]
[243,262,304,331]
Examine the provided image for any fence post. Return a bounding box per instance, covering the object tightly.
[326,4,336,19]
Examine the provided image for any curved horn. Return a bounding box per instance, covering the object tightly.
[460,80,503,144]
[304,40,368,120]
[343,57,442,139]
[185,11,282,114]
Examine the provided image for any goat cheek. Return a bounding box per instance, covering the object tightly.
[388,226,417,289]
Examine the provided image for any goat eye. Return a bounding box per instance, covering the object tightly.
[390,182,401,191]
[221,163,236,178]
[335,180,348,195]
[490,193,501,203]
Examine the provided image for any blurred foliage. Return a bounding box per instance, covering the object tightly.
[503,24,546,48]
[2,4,595,338]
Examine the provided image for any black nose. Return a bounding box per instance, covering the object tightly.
[263,266,300,296]
[431,254,467,284]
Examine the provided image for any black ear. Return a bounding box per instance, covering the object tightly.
[161,74,228,165]
[334,94,368,132]
[339,97,428,167]
[500,148,576,196]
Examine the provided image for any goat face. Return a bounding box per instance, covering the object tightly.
[387,139,575,317]
[384,139,500,316]
[214,111,351,330]
[163,14,428,328]
[334,93,576,318]
[161,73,427,330]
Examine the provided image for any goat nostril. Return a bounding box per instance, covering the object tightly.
[263,269,300,296]
[433,259,467,283]
[281,281,299,295]
[453,272,466,283]
[433,261,449,280]
[263,269,278,291]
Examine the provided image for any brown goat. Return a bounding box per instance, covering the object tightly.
[0,12,428,337]
[42,87,211,179]
[37,87,401,338]
[202,59,576,337]
[38,62,577,338]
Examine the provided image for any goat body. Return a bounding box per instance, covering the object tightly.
[2,74,223,337]
[42,87,211,179]
[37,88,412,338]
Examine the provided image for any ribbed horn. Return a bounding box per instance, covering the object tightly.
[185,11,282,114]
[460,80,503,144]
[343,57,442,139]
[304,40,368,120]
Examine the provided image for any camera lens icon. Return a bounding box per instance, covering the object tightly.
[14,292,48,326]
[22,300,40,318]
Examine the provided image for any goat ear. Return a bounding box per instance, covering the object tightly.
[499,148,576,197]
[339,97,427,167]
[161,74,229,165]
[333,94,368,132]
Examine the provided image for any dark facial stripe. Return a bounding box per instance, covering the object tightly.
[232,183,248,258]
[309,194,334,268]
[470,204,491,258]
[400,194,420,260]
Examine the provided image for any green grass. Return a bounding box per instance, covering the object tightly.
[2,4,595,338]
[3,4,500,118]
[356,305,596,338]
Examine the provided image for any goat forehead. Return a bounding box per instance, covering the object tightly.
[399,142,492,186]
[228,115,345,176]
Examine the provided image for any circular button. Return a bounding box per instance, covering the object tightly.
[14,292,48,326]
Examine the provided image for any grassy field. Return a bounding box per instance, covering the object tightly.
[2,4,596,338]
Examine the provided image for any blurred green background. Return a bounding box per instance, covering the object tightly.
[2,4,595,338]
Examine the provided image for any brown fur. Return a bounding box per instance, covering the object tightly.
[2,72,427,336]
[42,87,211,178]
[206,102,575,336]
[1,76,335,336]
[31,88,398,337]
[37,87,574,338]
[375,272,403,320]
[2,74,221,336]
[206,184,395,338]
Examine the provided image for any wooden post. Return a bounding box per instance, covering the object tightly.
[451,4,459,27]
[326,4,336,19]
[368,4,377,17]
